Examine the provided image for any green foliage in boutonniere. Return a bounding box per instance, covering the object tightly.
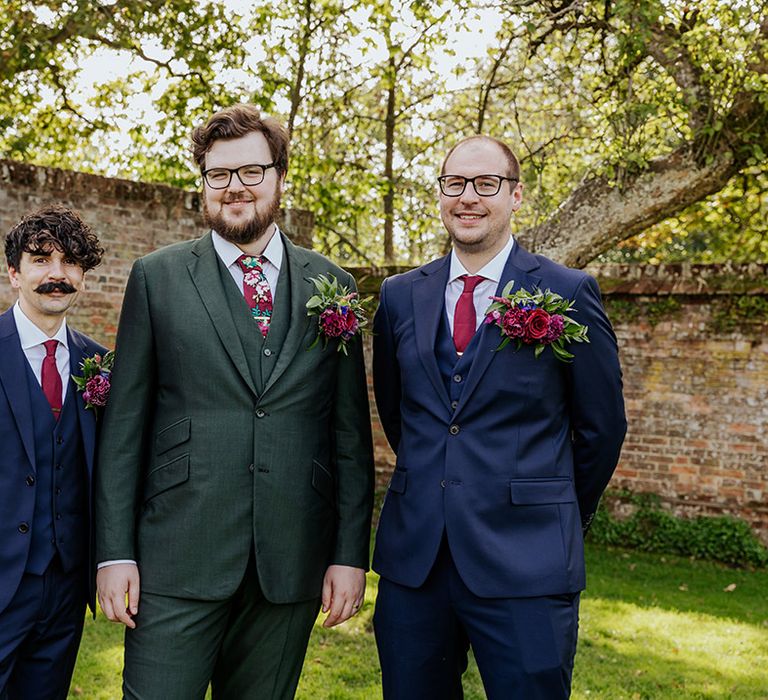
[72,350,115,410]
[306,274,372,355]
[483,281,589,362]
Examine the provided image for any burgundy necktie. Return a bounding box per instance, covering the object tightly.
[236,254,273,338]
[42,339,62,419]
[453,275,485,354]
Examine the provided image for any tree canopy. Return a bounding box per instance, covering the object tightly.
[1,0,766,266]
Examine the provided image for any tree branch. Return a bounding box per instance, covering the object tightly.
[520,142,743,267]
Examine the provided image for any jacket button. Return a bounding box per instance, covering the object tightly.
[25,475,35,486]
[449,424,460,435]
[56,514,62,520]
[18,522,30,534]
[263,348,272,357]
[248,464,255,473]
[255,408,266,418]
[450,401,459,410]
[453,374,462,383]
[440,480,446,488]
[56,436,64,444]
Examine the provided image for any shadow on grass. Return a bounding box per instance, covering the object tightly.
[584,543,768,627]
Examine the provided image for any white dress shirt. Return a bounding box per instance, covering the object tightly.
[445,236,515,335]
[211,226,283,302]
[13,302,70,405]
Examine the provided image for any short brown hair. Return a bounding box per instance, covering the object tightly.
[441,135,520,181]
[191,104,290,177]
[5,205,104,272]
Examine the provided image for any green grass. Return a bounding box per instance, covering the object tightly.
[69,544,768,699]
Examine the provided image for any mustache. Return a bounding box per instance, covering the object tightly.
[34,281,77,295]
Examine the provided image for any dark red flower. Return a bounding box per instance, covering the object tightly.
[501,308,526,338]
[83,375,110,407]
[523,308,551,342]
[319,309,347,338]
[545,314,565,344]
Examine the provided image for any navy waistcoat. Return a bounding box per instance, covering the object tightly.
[435,310,482,407]
[24,362,88,575]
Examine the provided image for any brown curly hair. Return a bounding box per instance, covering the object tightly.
[5,205,105,272]
[191,104,290,178]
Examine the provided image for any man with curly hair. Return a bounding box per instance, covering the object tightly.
[0,205,106,700]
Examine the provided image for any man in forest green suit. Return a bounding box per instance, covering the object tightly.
[95,104,374,699]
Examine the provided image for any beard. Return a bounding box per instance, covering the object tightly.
[203,184,282,246]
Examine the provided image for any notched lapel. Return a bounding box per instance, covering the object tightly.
[454,243,543,414]
[412,256,451,410]
[261,235,313,396]
[0,311,36,471]
[68,330,97,478]
[187,235,258,397]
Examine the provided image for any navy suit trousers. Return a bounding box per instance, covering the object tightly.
[374,537,580,700]
[0,556,86,700]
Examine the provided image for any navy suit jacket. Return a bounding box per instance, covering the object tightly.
[372,243,627,597]
[0,306,104,614]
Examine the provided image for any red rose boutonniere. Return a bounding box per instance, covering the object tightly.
[483,282,589,362]
[72,351,115,410]
[306,274,372,355]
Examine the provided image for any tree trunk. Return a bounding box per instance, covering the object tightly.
[520,145,743,268]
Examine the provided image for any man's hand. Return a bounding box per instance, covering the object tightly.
[97,563,140,628]
[321,564,366,628]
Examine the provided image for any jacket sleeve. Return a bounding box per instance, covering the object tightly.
[566,274,627,532]
[372,277,403,455]
[94,259,156,562]
[330,271,375,569]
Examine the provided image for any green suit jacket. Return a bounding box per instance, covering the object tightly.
[94,232,374,603]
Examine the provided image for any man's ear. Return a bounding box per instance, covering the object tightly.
[511,182,524,212]
[8,266,20,289]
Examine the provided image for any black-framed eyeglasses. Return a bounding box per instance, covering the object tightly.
[438,174,518,197]
[202,162,277,189]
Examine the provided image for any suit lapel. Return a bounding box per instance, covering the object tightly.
[261,234,313,397]
[187,233,258,397]
[68,329,97,478]
[455,243,543,414]
[413,255,452,410]
[0,308,36,471]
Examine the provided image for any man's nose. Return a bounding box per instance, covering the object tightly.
[459,183,480,204]
[228,172,247,192]
[47,260,66,278]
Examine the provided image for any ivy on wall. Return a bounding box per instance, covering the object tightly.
[590,489,768,569]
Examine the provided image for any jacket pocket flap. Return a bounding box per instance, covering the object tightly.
[155,417,191,455]
[510,478,575,505]
[388,469,407,494]
[312,460,336,505]
[144,455,190,503]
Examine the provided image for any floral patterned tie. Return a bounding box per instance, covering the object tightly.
[237,254,273,337]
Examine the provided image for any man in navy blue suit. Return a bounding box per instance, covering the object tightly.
[0,206,105,700]
[372,136,626,699]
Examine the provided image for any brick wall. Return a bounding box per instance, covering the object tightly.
[2,161,766,543]
[0,159,314,339]
[354,264,768,544]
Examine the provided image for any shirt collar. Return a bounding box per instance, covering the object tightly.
[449,235,515,284]
[13,301,69,350]
[211,226,284,271]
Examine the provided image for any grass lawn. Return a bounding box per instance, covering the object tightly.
[69,544,768,699]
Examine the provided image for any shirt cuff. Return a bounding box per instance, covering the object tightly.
[97,559,137,569]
